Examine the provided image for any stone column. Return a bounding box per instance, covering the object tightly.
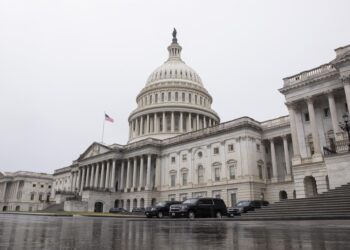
[94,163,99,188]
[162,112,166,132]
[125,159,131,192]
[269,138,278,181]
[146,114,150,134]
[327,91,341,138]
[188,113,192,132]
[89,165,94,187]
[171,112,175,132]
[282,135,291,176]
[209,119,212,127]
[99,162,105,188]
[343,77,350,111]
[129,122,132,139]
[80,168,85,192]
[140,116,144,135]
[76,169,81,191]
[85,166,90,187]
[287,103,301,163]
[180,112,183,133]
[132,158,137,191]
[110,160,116,190]
[120,161,125,190]
[146,155,152,190]
[139,156,144,191]
[135,118,139,136]
[155,156,161,189]
[105,161,110,189]
[1,182,7,201]
[196,114,199,130]
[154,113,158,133]
[306,97,322,157]
[203,116,207,128]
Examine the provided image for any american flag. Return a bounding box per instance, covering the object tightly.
[105,113,114,123]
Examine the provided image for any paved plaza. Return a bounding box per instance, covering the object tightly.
[0,214,350,250]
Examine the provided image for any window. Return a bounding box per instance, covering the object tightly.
[195,95,198,104]
[171,157,176,164]
[30,193,35,200]
[229,166,236,180]
[175,92,178,101]
[256,144,260,151]
[258,165,263,179]
[265,146,269,154]
[182,92,185,101]
[48,185,52,189]
[323,108,330,118]
[39,194,43,201]
[149,95,153,104]
[182,173,188,186]
[304,113,310,122]
[214,168,220,181]
[198,165,204,184]
[41,185,44,188]
[168,92,171,101]
[197,151,203,158]
[189,94,192,103]
[170,175,176,187]
[155,94,158,103]
[182,154,187,161]
[161,93,165,102]
[228,144,234,152]
[200,96,203,105]
[267,166,272,179]
[32,184,36,187]
[213,147,219,154]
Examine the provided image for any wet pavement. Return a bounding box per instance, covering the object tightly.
[0,214,350,250]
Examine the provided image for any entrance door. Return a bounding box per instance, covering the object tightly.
[304,176,318,198]
[230,193,237,207]
[94,202,103,212]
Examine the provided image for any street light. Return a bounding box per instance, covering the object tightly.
[339,113,350,152]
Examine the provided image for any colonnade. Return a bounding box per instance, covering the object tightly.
[129,112,218,139]
[71,154,160,194]
[288,78,350,159]
[267,135,291,180]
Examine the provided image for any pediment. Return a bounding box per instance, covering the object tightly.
[77,142,111,161]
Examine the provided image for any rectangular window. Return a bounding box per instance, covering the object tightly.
[258,165,263,179]
[256,144,260,151]
[182,92,185,101]
[229,166,235,179]
[213,147,219,154]
[41,185,44,188]
[323,108,330,118]
[161,93,164,102]
[228,144,234,152]
[168,92,171,101]
[182,154,187,161]
[182,173,188,186]
[32,184,36,187]
[175,92,178,101]
[267,167,272,179]
[215,168,220,181]
[195,95,198,104]
[170,175,176,187]
[304,113,310,122]
[30,193,35,200]
[155,94,158,103]
[171,157,176,164]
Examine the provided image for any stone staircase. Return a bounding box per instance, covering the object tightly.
[237,183,350,220]
[41,203,64,212]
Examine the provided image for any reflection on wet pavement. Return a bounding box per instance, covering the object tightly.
[0,214,350,250]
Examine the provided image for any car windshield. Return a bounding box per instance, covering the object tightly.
[236,201,250,207]
[182,198,198,204]
[155,202,167,207]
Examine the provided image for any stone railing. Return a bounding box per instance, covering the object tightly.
[336,139,350,154]
[261,116,290,129]
[283,64,336,87]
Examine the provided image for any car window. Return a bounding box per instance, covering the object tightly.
[183,198,198,204]
[199,199,213,205]
[236,201,249,207]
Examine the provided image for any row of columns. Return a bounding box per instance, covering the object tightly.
[268,135,291,180]
[71,155,159,194]
[288,79,350,160]
[129,112,218,139]
[0,181,20,202]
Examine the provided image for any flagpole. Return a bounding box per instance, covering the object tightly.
[101,114,105,143]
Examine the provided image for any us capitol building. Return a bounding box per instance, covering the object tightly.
[1,31,350,212]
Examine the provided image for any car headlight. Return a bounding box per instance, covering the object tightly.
[180,205,188,211]
[151,207,156,211]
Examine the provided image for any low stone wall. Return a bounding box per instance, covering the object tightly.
[64,200,88,212]
[325,153,350,189]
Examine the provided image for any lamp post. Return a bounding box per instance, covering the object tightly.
[339,113,350,152]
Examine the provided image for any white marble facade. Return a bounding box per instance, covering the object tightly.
[2,33,350,212]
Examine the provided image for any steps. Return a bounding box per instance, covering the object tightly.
[237,183,350,220]
[42,203,64,212]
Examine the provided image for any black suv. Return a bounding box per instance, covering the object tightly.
[227,200,269,216]
[169,198,227,219]
[145,201,182,218]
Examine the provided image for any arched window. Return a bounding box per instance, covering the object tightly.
[149,95,152,104]
[182,172,188,186]
[155,93,158,103]
[198,165,204,184]
[189,93,192,103]
[161,93,165,102]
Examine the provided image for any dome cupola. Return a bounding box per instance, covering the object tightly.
[128,29,220,143]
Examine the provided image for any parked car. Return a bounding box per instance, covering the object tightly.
[169,198,227,219]
[227,200,269,216]
[145,201,182,218]
[132,207,145,213]
[109,207,128,213]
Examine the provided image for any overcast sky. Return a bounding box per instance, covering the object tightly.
[0,0,349,174]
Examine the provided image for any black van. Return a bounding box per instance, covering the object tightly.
[169,198,227,219]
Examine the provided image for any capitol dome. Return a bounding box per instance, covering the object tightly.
[128,29,220,143]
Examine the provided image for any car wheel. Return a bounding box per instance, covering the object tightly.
[216,211,222,219]
[157,211,163,218]
[188,211,195,219]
